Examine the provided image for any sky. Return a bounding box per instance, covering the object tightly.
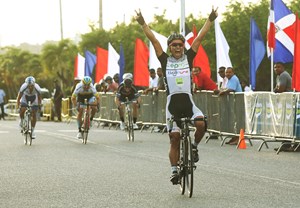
[0,0,263,47]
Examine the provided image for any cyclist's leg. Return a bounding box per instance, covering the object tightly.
[115,97,125,121]
[169,131,181,166]
[88,97,97,120]
[77,107,84,129]
[132,97,141,122]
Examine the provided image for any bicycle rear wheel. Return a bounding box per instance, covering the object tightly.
[185,136,194,197]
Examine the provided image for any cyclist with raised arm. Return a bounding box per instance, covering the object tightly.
[72,76,100,139]
[115,73,141,130]
[135,8,218,184]
[16,76,42,139]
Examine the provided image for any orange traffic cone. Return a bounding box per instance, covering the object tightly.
[237,129,246,149]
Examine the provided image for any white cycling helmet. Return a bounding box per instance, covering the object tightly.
[122,73,133,87]
[25,76,35,85]
[122,73,133,80]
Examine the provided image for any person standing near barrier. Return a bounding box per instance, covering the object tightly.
[115,73,141,130]
[53,80,63,122]
[0,86,6,120]
[192,66,217,92]
[113,73,119,84]
[216,67,242,145]
[143,68,158,95]
[135,8,217,184]
[273,62,295,152]
[274,62,292,93]
[16,76,42,139]
[104,75,119,93]
[72,76,100,139]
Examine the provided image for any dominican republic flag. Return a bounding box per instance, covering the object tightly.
[185,24,211,77]
[267,0,296,63]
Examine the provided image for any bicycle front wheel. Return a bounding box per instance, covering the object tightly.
[179,139,187,195]
[82,111,89,144]
[127,112,134,142]
[185,135,194,198]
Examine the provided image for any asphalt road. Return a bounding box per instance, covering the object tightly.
[0,119,300,208]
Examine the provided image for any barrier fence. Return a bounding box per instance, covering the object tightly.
[6,91,300,149]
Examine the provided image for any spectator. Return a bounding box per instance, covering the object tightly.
[218,67,242,145]
[0,86,6,120]
[104,75,119,93]
[218,66,228,89]
[155,67,165,91]
[241,80,252,92]
[192,66,217,92]
[52,80,64,122]
[273,62,296,152]
[113,73,119,84]
[143,68,158,94]
[218,67,242,96]
[274,62,292,93]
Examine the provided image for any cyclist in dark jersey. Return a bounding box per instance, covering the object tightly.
[115,73,141,130]
[135,7,218,184]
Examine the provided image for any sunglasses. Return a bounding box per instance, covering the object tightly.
[170,43,184,47]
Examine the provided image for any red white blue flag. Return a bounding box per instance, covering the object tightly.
[267,0,296,63]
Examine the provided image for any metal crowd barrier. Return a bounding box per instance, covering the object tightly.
[7,90,297,152]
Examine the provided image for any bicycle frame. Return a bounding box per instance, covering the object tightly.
[81,99,91,144]
[121,98,135,142]
[22,101,33,145]
[169,117,197,198]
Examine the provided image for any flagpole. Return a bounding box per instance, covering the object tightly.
[271,48,274,92]
[180,0,185,35]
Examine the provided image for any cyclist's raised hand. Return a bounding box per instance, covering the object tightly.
[209,6,218,22]
[135,9,145,25]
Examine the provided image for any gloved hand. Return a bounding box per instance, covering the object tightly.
[135,9,145,25]
[209,7,218,22]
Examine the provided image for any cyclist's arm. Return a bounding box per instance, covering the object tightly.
[37,94,42,106]
[135,10,163,58]
[71,94,77,107]
[191,8,218,53]
[16,92,23,109]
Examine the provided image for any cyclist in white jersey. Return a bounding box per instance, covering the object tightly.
[135,7,218,184]
[16,76,42,139]
[72,76,100,139]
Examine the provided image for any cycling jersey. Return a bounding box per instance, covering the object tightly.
[72,82,99,103]
[158,49,203,132]
[158,49,196,96]
[116,83,140,102]
[19,83,41,106]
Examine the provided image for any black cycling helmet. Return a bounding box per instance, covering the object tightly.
[167,33,185,46]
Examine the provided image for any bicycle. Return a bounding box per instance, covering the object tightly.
[79,99,95,144]
[121,98,136,142]
[21,101,33,146]
[169,116,205,198]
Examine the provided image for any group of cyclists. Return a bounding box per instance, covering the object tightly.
[16,8,218,185]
